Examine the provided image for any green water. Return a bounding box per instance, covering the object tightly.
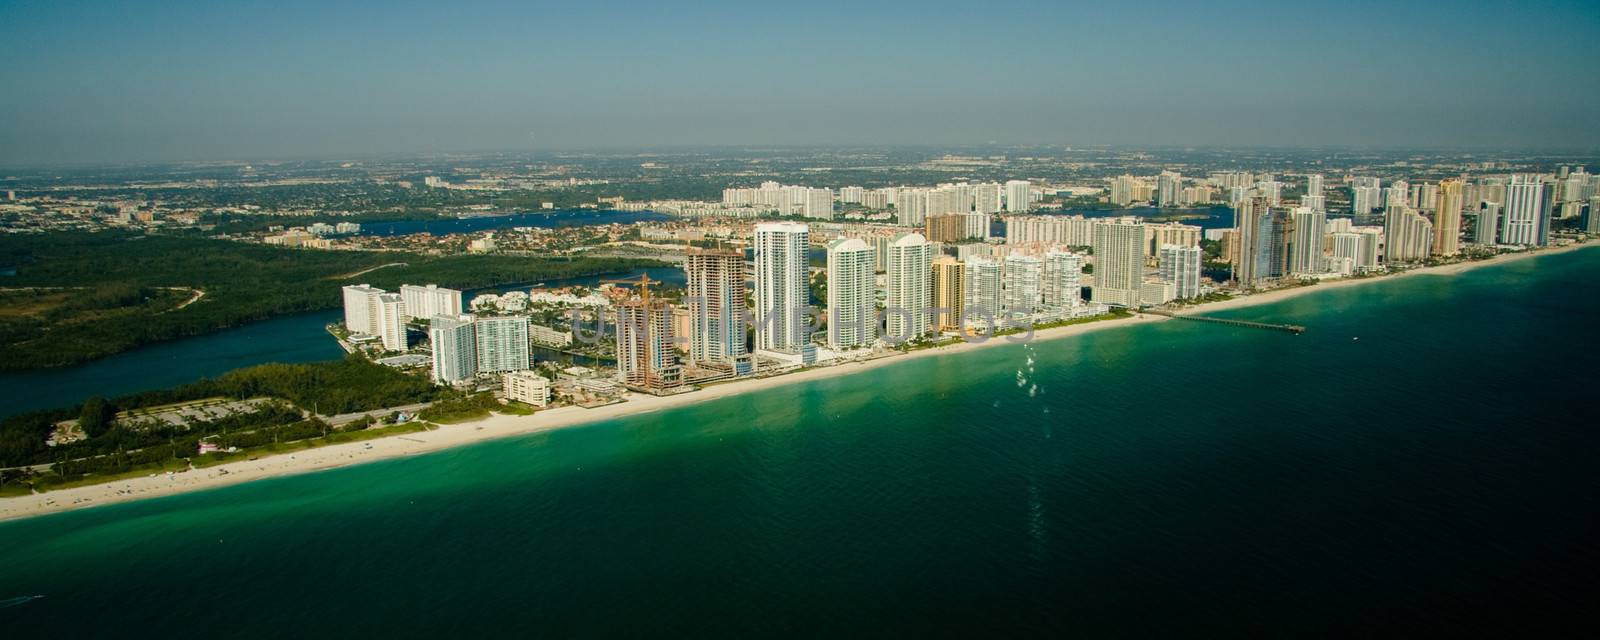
[2,248,1597,636]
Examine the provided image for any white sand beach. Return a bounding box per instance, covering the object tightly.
[2,241,1593,522]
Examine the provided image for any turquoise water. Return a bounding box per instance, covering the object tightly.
[1,248,1597,635]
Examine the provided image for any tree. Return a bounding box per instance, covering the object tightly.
[79,396,115,438]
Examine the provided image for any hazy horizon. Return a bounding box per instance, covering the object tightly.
[4,0,1598,165]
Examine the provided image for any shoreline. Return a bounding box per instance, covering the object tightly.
[3,240,1594,523]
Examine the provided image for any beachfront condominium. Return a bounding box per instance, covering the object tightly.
[1384,206,1434,263]
[974,182,1002,214]
[1502,175,1547,246]
[1475,202,1503,245]
[503,371,551,407]
[341,284,385,334]
[931,256,965,332]
[474,316,531,373]
[885,232,934,341]
[400,284,464,321]
[430,314,478,384]
[1433,179,1464,256]
[1001,255,1042,316]
[964,257,1003,327]
[684,249,747,366]
[754,222,810,351]
[376,293,407,351]
[1288,206,1326,276]
[1159,244,1203,300]
[1092,219,1147,307]
[1042,250,1083,310]
[826,237,876,350]
[615,296,679,388]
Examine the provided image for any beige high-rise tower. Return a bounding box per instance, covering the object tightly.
[931,257,965,332]
[1434,179,1463,256]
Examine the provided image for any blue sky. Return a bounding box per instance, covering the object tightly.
[1,0,1597,163]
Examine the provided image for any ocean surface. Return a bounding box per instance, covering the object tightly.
[2,248,1598,636]
[0,267,685,418]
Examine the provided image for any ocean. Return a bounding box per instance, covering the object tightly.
[1,247,1597,636]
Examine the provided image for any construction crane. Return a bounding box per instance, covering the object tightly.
[600,273,661,304]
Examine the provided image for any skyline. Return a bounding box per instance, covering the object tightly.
[3,0,1599,164]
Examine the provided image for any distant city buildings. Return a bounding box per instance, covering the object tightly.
[400,284,463,321]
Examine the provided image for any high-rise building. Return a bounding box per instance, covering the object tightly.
[885,233,934,341]
[400,284,463,321]
[964,257,1003,326]
[1004,180,1032,212]
[1042,250,1083,310]
[753,222,810,351]
[1502,175,1546,246]
[1092,220,1146,307]
[1475,202,1503,245]
[1109,174,1137,206]
[341,284,385,334]
[1585,196,1600,233]
[826,237,876,350]
[896,188,928,226]
[1157,171,1183,207]
[1433,179,1464,256]
[973,183,1002,214]
[614,296,678,388]
[924,214,966,243]
[1352,186,1382,215]
[429,314,478,384]
[1233,197,1275,287]
[474,316,530,373]
[931,257,965,332]
[1307,174,1325,196]
[1384,207,1434,262]
[803,188,833,219]
[1001,255,1042,316]
[1159,244,1202,299]
[684,249,746,366]
[375,293,407,351]
[1288,207,1326,276]
[1330,232,1364,275]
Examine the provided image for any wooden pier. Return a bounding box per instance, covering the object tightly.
[1136,308,1305,334]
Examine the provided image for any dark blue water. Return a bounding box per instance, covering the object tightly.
[358,209,670,237]
[1,247,1596,636]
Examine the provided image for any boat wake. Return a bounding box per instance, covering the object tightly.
[0,595,44,609]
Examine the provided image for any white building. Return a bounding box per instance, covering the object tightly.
[1002,255,1042,316]
[1042,250,1083,310]
[1289,207,1326,276]
[964,257,1003,327]
[474,316,531,373]
[1004,180,1032,212]
[341,284,385,335]
[503,371,551,407]
[885,233,934,341]
[826,237,876,350]
[754,222,810,351]
[1092,220,1147,307]
[400,284,463,321]
[376,293,407,351]
[430,314,478,384]
[1159,244,1202,300]
[1502,175,1547,246]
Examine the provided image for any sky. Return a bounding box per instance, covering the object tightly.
[2,0,1597,164]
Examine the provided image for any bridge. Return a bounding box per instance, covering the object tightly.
[1132,307,1305,334]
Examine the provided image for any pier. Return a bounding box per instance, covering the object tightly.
[1135,308,1305,334]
